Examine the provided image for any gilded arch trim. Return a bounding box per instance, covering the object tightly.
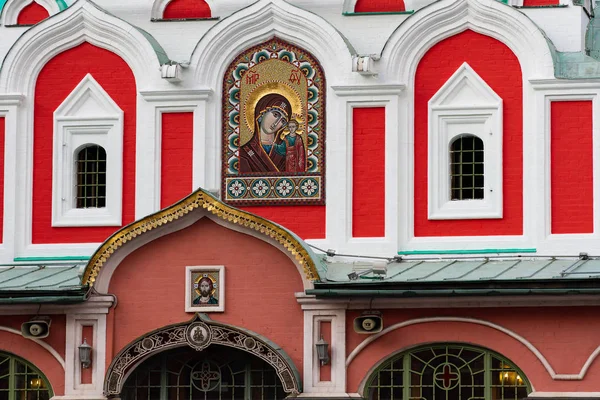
[103,313,302,397]
[82,187,321,286]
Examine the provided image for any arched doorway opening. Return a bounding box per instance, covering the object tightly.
[121,345,287,400]
[363,343,532,400]
[0,351,53,400]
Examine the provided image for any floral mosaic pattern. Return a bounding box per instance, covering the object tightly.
[222,38,325,205]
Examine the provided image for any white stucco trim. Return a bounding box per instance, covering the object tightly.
[345,316,600,381]
[0,325,66,369]
[1,0,58,26]
[150,0,216,20]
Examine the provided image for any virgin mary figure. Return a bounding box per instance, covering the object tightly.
[239,93,306,173]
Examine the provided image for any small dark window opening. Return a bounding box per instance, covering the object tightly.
[450,135,484,200]
[76,145,106,208]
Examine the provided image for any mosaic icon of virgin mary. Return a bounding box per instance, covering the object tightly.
[238,93,306,173]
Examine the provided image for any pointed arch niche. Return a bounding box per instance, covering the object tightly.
[0,0,61,26]
[152,0,215,20]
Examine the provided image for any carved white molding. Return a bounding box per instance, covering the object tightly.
[0,325,66,369]
[52,74,123,227]
[190,0,355,87]
[1,0,57,26]
[378,0,555,81]
[347,316,600,382]
[0,0,166,94]
[150,0,216,20]
[428,62,503,220]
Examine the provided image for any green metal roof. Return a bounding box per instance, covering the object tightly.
[0,264,88,303]
[308,257,600,297]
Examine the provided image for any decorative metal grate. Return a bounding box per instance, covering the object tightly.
[121,346,286,400]
[366,344,530,400]
[450,135,484,200]
[0,352,53,400]
[76,145,107,208]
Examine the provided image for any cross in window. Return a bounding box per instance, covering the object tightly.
[435,364,459,389]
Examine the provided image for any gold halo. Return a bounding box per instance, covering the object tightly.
[242,82,304,147]
[194,274,216,297]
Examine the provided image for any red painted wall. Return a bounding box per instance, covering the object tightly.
[161,113,193,209]
[0,315,66,395]
[32,43,136,244]
[16,1,49,25]
[240,206,326,240]
[551,101,593,234]
[355,0,406,12]
[346,307,600,393]
[522,0,559,6]
[0,117,5,244]
[107,218,305,375]
[353,107,385,237]
[414,30,523,237]
[163,0,212,19]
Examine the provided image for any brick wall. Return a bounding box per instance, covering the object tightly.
[16,1,48,25]
[353,107,385,237]
[161,112,193,209]
[550,101,593,234]
[414,30,523,237]
[163,0,212,19]
[354,0,406,12]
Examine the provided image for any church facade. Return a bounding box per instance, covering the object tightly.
[0,0,600,399]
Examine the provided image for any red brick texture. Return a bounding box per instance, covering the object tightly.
[352,107,385,237]
[0,117,4,244]
[346,307,600,392]
[32,43,137,243]
[355,0,406,12]
[522,0,559,6]
[107,218,305,377]
[16,1,49,25]
[240,205,326,239]
[414,30,523,237]
[161,113,193,209]
[163,0,212,19]
[550,101,593,234]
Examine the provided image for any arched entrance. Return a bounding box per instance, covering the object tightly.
[0,351,53,399]
[104,314,301,398]
[121,345,286,400]
[363,343,531,400]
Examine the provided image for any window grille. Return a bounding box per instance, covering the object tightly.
[0,352,53,400]
[121,346,286,400]
[76,145,107,208]
[450,135,484,200]
[365,344,530,400]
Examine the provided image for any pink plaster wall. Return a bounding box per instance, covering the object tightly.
[107,217,305,376]
[346,307,600,393]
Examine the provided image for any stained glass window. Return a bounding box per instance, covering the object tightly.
[0,352,53,400]
[365,344,530,400]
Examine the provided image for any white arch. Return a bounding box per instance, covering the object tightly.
[190,0,356,88]
[1,0,59,25]
[150,0,216,20]
[378,0,555,81]
[346,316,600,381]
[0,0,169,94]
[0,325,66,369]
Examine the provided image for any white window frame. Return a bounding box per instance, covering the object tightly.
[428,62,503,220]
[52,74,123,227]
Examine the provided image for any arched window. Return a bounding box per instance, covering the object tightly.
[121,346,286,400]
[76,145,107,209]
[0,351,53,400]
[364,344,530,400]
[450,135,484,200]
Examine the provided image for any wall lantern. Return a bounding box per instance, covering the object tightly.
[79,338,92,369]
[315,336,330,366]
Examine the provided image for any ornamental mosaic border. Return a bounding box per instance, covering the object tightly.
[221,37,326,206]
[104,314,301,397]
[81,188,320,286]
[225,176,322,204]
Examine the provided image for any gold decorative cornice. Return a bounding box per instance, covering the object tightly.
[82,189,320,286]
